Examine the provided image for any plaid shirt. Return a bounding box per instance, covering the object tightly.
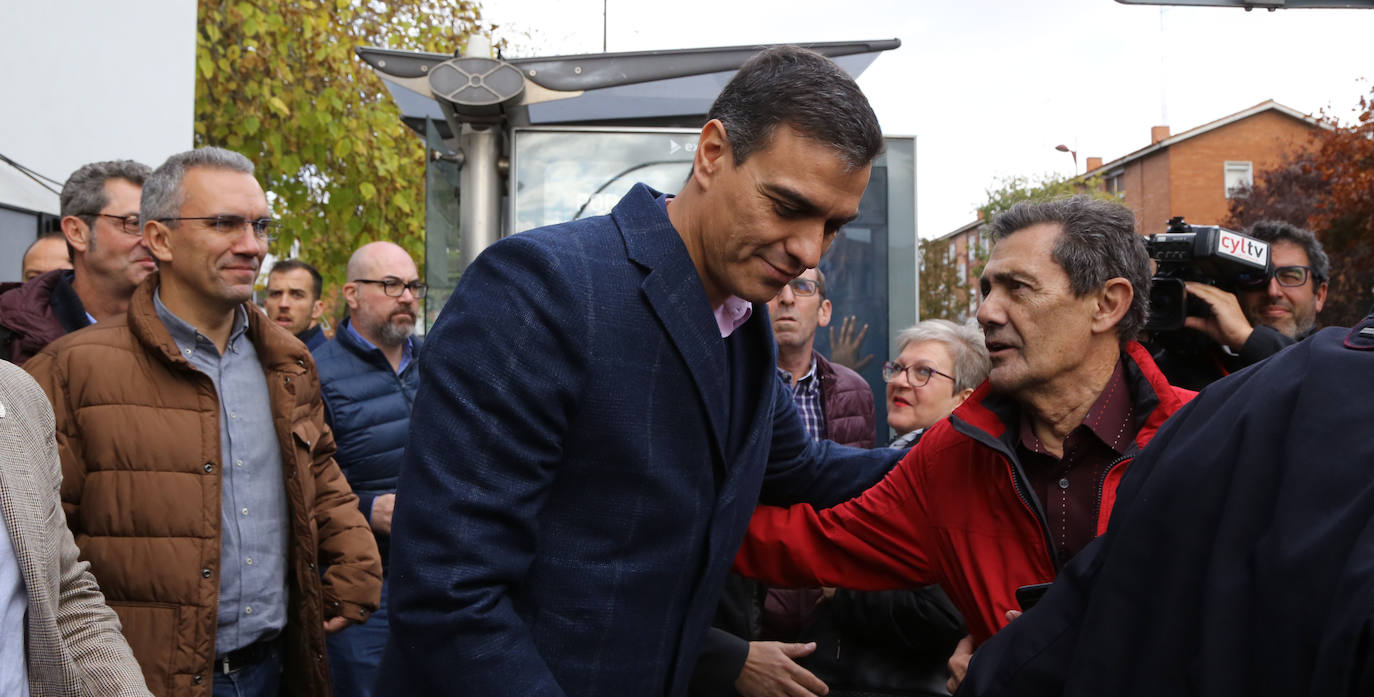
[778,356,824,442]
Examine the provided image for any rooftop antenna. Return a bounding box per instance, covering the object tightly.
[1159,8,1169,125]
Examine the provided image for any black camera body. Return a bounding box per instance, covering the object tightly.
[1145,217,1272,332]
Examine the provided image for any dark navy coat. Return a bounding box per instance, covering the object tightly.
[314,317,420,560]
[962,313,1374,697]
[376,184,901,697]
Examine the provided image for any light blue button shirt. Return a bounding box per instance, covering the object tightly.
[0,510,30,697]
[153,292,289,655]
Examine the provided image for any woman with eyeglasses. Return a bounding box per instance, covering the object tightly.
[883,319,990,449]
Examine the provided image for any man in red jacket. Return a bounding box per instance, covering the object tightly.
[734,196,1195,691]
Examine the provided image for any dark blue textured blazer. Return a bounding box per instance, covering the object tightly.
[377,184,899,697]
[314,317,420,562]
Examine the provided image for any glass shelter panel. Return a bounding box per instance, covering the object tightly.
[483,127,915,445]
[423,118,462,329]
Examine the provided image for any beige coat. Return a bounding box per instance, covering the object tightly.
[0,360,150,696]
[25,275,382,697]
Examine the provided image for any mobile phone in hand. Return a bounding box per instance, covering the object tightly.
[1015,582,1052,611]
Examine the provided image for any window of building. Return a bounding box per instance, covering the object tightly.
[1224,161,1253,198]
[1106,173,1123,195]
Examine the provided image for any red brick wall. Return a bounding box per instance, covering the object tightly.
[1110,111,1317,237]
[1165,111,1316,229]
[1139,151,1173,236]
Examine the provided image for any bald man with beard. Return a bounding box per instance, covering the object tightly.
[311,241,425,697]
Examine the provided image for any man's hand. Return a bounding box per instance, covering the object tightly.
[829,315,874,373]
[1183,282,1255,351]
[735,641,829,697]
[371,493,396,535]
[946,634,974,693]
[323,616,357,635]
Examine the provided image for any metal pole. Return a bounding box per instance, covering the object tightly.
[458,124,502,271]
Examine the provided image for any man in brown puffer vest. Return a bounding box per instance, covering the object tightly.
[26,147,382,697]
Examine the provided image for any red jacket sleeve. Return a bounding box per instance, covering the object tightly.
[734,445,940,590]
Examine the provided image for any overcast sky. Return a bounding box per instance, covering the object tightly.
[482,0,1374,238]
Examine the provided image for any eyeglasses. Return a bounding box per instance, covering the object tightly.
[783,278,820,297]
[354,278,427,299]
[882,360,956,387]
[154,215,278,242]
[83,213,142,235]
[1237,265,1317,289]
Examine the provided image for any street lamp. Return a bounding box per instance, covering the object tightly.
[1055,144,1078,175]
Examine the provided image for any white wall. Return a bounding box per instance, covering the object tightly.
[1,0,196,279]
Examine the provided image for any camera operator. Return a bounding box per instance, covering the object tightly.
[1159,220,1328,390]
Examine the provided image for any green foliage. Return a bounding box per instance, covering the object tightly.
[976,171,1117,222]
[195,0,483,301]
[918,236,971,322]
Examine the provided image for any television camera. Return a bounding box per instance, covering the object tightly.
[1144,217,1272,332]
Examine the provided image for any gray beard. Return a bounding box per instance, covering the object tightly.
[377,316,415,346]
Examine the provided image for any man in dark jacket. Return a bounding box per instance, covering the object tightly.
[314,241,423,697]
[695,266,963,697]
[768,267,875,448]
[0,159,153,364]
[377,46,901,697]
[264,259,328,351]
[961,310,1374,697]
[1150,220,1329,390]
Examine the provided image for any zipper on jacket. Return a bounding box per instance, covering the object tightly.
[1093,450,1135,529]
[950,415,1057,569]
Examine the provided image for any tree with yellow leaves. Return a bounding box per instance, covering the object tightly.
[195,0,483,301]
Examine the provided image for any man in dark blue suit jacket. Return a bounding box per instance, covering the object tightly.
[377,46,902,697]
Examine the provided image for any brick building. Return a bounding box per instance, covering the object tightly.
[1089,99,1323,235]
[927,100,1322,319]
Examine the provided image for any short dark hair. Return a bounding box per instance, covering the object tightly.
[269,259,323,301]
[990,196,1151,343]
[707,45,883,171]
[142,147,255,225]
[59,160,152,259]
[59,160,152,218]
[1246,220,1329,284]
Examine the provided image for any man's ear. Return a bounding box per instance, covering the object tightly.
[1314,281,1328,314]
[817,298,833,328]
[310,299,325,321]
[1092,278,1134,336]
[144,220,175,263]
[342,282,359,311]
[689,119,732,191]
[61,215,92,255]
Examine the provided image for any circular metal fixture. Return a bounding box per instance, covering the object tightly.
[428,56,525,118]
